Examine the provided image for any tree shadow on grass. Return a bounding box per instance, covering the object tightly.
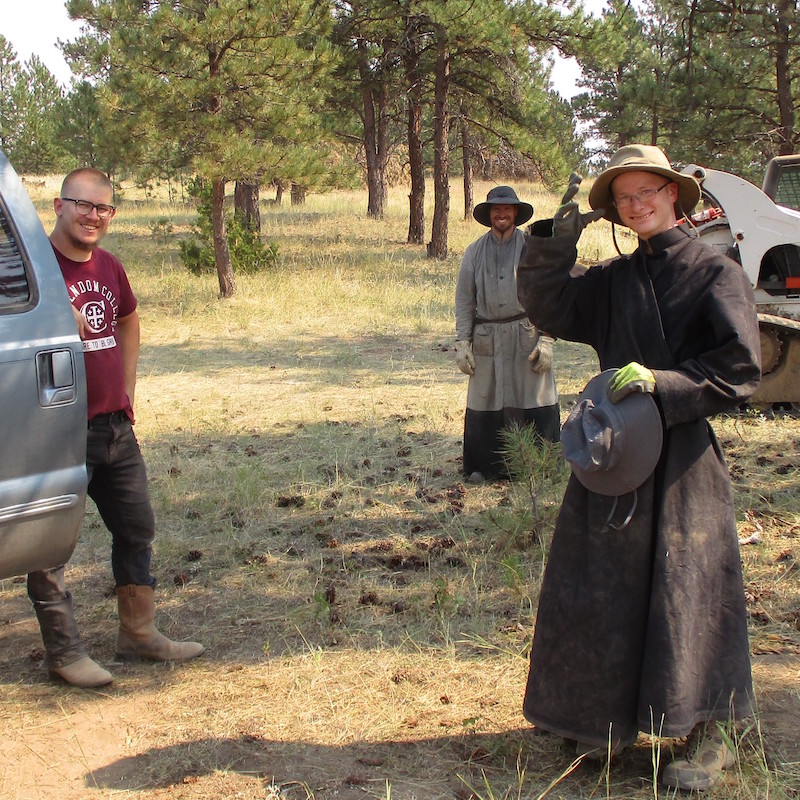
[138,333,460,382]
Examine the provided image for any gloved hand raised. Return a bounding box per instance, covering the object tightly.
[455,340,475,376]
[528,331,555,373]
[607,362,656,404]
[553,172,605,242]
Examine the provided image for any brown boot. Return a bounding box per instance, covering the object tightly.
[661,722,736,791]
[115,584,205,662]
[29,582,114,688]
[51,656,113,688]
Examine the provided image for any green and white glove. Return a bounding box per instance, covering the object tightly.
[529,331,555,373]
[552,172,605,242]
[455,340,475,376]
[607,362,656,404]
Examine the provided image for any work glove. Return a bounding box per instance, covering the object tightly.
[455,339,475,376]
[607,362,656,404]
[528,331,555,373]
[552,172,605,242]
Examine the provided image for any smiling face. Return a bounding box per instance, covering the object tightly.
[489,203,518,239]
[51,172,114,260]
[611,170,679,240]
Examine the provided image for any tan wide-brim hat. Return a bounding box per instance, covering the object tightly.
[588,144,702,226]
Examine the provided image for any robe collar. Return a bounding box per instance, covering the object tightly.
[637,224,690,255]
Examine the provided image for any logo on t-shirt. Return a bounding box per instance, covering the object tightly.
[78,298,117,352]
[69,284,120,353]
[80,299,108,334]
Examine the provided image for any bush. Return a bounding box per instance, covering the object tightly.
[179,176,279,276]
[178,238,214,276]
[226,216,279,275]
[151,218,174,243]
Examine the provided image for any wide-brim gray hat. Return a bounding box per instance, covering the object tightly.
[588,144,701,226]
[560,370,664,496]
[473,185,533,227]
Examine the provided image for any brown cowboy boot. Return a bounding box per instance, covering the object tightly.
[31,591,113,688]
[115,584,205,661]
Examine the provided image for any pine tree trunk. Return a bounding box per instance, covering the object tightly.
[234,180,261,232]
[211,177,235,298]
[775,0,795,155]
[207,53,234,297]
[376,55,389,215]
[291,183,306,205]
[362,82,381,217]
[428,25,450,260]
[404,13,425,244]
[461,109,473,221]
[358,40,388,219]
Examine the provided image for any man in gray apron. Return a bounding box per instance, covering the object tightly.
[455,186,559,482]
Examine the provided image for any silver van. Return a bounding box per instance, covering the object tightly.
[0,151,87,579]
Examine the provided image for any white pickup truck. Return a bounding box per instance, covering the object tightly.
[0,151,87,579]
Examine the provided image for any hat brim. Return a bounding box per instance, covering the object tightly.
[560,370,664,496]
[473,201,534,228]
[588,165,701,226]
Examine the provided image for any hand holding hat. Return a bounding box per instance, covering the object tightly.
[561,369,663,496]
[607,362,656,403]
[552,173,605,243]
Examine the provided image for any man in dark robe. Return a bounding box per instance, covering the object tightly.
[516,145,761,791]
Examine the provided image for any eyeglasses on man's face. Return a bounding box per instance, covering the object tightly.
[61,197,117,219]
[612,182,672,210]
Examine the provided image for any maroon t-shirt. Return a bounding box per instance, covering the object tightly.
[53,244,138,421]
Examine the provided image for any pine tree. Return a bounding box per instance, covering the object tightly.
[12,56,65,173]
[67,0,335,297]
[0,37,24,158]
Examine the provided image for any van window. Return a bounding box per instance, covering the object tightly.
[0,200,31,308]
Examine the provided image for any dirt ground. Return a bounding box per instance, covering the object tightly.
[2,575,799,800]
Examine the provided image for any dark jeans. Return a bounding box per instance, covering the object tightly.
[28,411,156,608]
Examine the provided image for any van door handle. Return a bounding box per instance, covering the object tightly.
[36,349,77,406]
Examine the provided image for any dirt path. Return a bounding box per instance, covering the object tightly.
[3,647,799,800]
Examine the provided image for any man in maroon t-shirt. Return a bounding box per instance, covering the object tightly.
[27,168,204,688]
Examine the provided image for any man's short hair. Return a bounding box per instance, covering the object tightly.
[61,167,113,196]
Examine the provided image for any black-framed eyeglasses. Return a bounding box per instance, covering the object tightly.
[612,182,672,210]
[61,197,117,219]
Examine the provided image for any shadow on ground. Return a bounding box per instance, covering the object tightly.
[83,656,800,800]
[86,728,670,799]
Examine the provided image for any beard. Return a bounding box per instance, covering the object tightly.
[65,229,100,253]
[491,220,515,239]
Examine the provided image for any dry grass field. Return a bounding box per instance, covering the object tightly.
[1,176,799,800]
